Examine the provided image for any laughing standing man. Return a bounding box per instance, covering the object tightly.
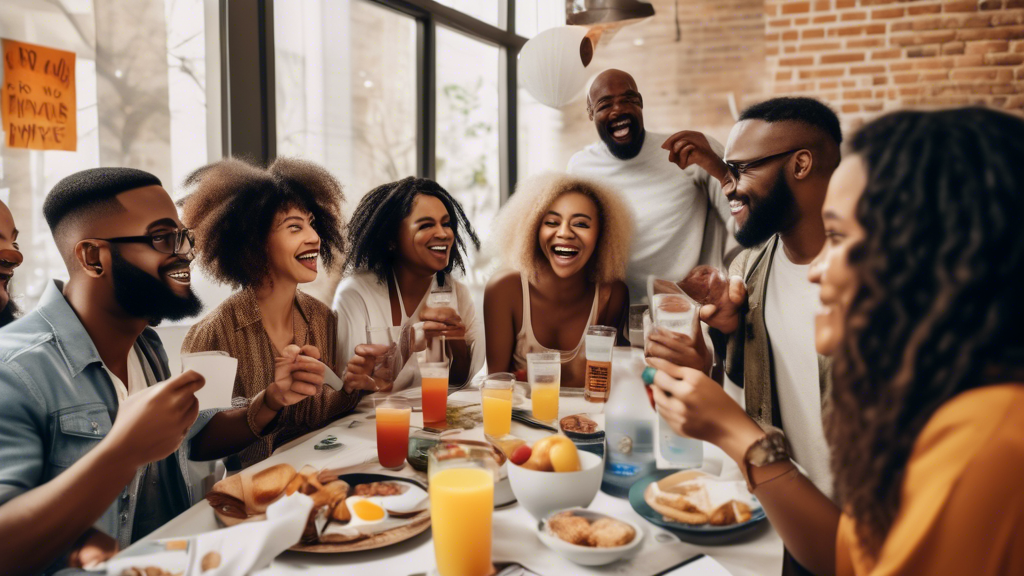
[568,69,736,305]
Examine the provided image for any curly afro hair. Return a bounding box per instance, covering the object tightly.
[343,177,479,285]
[179,157,346,289]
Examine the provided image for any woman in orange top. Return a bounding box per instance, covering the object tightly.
[649,107,1024,575]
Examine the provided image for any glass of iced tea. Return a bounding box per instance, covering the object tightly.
[374,396,411,470]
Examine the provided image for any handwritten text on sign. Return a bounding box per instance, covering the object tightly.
[1,39,77,151]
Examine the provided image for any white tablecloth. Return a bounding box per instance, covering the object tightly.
[134,388,783,576]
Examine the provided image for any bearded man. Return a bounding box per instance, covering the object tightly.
[0,168,325,574]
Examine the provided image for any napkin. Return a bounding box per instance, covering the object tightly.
[103,493,313,576]
[180,352,238,411]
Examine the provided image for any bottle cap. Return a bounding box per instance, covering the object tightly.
[641,366,657,386]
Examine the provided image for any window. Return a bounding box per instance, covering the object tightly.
[435,27,500,286]
[262,0,527,300]
[0,0,216,313]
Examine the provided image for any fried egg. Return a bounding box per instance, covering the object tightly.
[345,496,388,526]
[379,484,429,515]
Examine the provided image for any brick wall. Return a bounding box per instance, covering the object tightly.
[766,0,1024,131]
[545,0,1024,166]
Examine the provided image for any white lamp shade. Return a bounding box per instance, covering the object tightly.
[518,25,592,109]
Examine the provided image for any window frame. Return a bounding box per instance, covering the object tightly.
[221,0,527,202]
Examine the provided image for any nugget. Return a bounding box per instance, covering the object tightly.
[587,518,635,548]
[547,511,592,545]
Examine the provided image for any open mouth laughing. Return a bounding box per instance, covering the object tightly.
[426,243,450,262]
[608,117,634,142]
[165,265,191,285]
[728,192,750,222]
[549,243,582,266]
[296,249,319,272]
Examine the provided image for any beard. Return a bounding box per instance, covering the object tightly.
[110,249,203,326]
[597,114,645,160]
[735,168,800,248]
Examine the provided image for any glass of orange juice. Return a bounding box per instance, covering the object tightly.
[374,396,411,470]
[527,352,561,423]
[420,360,450,425]
[428,443,499,576]
[480,373,515,438]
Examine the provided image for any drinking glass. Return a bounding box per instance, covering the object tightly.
[527,351,561,423]
[647,276,700,339]
[428,443,499,576]
[420,359,450,425]
[426,282,454,308]
[628,304,648,349]
[366,326,398,390]
[480,373,515,438]
[374,396,411,470]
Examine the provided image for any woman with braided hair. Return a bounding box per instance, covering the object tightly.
[648,108,1024,575]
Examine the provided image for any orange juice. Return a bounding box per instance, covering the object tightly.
[421,363,449,424]
[375,406,410,469]
[430,467,494,576]
[532,386,559,422]
[482,388,513,437]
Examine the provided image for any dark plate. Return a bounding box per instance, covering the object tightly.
[628,470,766,535]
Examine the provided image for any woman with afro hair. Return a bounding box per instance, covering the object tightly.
[333,177,483,392]
[483,172,632,387]
[180,157,357,468]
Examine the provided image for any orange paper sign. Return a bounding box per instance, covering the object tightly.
[2,39,76,151]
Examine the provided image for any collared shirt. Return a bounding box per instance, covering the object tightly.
[182,288,357,469]
[0,280,218,573]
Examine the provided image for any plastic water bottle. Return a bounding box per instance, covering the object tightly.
[641,366,704,469]
[602,347,656,497]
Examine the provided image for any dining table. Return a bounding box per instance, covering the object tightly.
[130,383,785,576]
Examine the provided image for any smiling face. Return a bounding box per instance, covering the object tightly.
[537,191,600,279]
[98,185,202,322]
[809,155,867,355]
[588,70,645,160]
[266,207,321,285]
[395,194,453,275]
[0,201,23,312]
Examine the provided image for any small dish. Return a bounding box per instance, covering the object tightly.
[536,508,643,566]
[628,470,766,537]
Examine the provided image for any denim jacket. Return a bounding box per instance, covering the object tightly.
[0,280,217,572]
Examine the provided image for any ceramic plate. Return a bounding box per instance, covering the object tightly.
[628,470,766,535]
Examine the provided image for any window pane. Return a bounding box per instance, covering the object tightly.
[436,0,501,28]
[435,27,500,288]
[274,0,417,302]
[0,0,212,313]
[518,87,573,176]
[514,0,565,38]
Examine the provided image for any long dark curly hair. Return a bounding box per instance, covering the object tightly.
[343,177,480,285]
[828,108,1024,556]
[179,157,347,289]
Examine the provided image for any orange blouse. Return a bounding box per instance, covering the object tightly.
[836,383,1024,576]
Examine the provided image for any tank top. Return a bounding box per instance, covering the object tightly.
[512,273,600,388]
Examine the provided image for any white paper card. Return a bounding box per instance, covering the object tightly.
[661,554,734,575]
[181,351,238,411]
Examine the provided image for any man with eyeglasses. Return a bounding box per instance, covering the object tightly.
[651,98,843,513]
[567,69,737,308]
[0,168,325,574]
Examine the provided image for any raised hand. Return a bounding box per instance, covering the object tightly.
[343,343,391,393]
[645,326,712,374]
[107,370,204,468]
[699,276,747,335]
[661,130,728,184]
[418,306,466,339]
[267,344,326,410]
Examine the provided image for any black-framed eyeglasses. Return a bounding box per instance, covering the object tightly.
[91,228,195,256]
[723,148,803,184]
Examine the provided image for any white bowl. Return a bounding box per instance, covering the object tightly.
[537,507,644,566]
[507,450,604,519]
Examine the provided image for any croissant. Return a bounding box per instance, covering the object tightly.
[206,463,297,518]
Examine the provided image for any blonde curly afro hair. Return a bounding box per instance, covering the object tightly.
[489,172,632,284]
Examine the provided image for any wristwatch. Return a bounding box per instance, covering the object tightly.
[742,427,792,491]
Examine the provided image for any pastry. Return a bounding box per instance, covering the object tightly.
[547,511,591,545]
[206,463,297,518]
[560,414,598,435]
[311,479,350,509]
[200,551,221,572]
[587,518,635,548]
[644,475,755,526]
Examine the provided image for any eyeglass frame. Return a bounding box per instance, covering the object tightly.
[722,148,804,189]
[87,227,196,257]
